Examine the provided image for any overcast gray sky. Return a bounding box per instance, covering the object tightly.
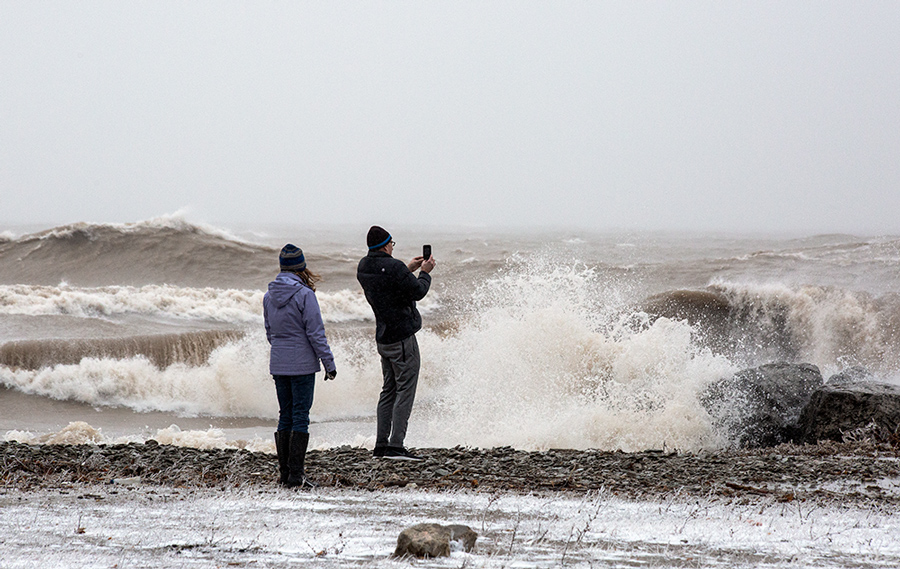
[2,2,899,233]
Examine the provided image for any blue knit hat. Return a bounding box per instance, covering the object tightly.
[279,244,307,271]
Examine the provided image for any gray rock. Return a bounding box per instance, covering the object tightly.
[702,363,823,448]
[798,374,900,444]
[393,523,477,558]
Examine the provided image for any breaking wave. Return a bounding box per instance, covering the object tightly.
[0,331,276,417]
[8,257,897,452]
[0,330,245,370]
[0,284,381,324]
[0,329,384,422]
[23,213,248,243]
[644,280,900,378]
[0,259,737,451]
[0,214,277,288]
[418,260,736,451]
[4,235,900,452]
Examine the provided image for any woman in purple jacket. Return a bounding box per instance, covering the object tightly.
[264,244,337,488]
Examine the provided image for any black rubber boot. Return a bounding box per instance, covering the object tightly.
[274,431,290,486]
[286,431,316,489]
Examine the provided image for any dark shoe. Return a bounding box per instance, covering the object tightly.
[383,446,424,461]
[288,475,318,489]
[373,445,387,458]
[286,431,317,489]
[274,431,290,486]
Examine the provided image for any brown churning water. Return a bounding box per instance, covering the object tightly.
[2,218,900,450]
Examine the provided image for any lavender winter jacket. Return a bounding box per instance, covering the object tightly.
[263,272,335,375]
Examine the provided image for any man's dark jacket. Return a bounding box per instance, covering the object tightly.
[357,250,432,344]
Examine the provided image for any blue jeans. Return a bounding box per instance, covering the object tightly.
[274,374,315,433]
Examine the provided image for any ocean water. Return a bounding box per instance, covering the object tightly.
[3,214,900,452]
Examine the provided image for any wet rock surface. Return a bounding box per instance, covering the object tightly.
[2,440,899,507]
[799,377,900,444]
[702,363,824,447]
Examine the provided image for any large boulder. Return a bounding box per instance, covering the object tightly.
[702,363,823,448]
[797,369,900,444]
[393,523,477,558]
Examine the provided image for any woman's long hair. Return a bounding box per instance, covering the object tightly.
[289,268,321,291]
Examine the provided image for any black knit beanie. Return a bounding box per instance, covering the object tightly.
[366,226,392,250]
[279,244,306,271]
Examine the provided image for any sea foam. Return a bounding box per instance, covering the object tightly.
[0,329,385,422]
[417,261,736,451]
[0,264,735,451]
[0,284,388,324]
[710,279,900,378]
[7,252,900,452]
[4,421,274,453]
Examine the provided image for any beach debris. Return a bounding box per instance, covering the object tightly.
[393,523,477,558]
[109,476,141,486]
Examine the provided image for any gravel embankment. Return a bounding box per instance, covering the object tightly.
[2,440,899,506]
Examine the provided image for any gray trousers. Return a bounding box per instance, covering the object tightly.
[376,335,420,448]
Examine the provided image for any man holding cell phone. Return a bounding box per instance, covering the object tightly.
[357,226,436,461]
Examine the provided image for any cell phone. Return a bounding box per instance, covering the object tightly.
[423,244,432,260]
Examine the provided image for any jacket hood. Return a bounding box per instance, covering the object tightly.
[267,272,307,308]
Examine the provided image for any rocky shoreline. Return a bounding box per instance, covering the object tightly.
[2,440,899,507]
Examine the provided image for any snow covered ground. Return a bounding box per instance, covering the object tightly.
[1,485,898,568]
